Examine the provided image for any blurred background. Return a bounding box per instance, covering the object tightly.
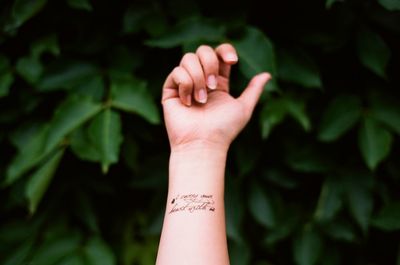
[0,0,400,264]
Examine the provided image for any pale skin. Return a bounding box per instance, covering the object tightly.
[156,43,271,265]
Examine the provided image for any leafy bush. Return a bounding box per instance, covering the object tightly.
[1,0,400,264]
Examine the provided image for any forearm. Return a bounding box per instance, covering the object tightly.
[156,143,230,265]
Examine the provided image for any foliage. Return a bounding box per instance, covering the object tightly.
[1,0,400,264]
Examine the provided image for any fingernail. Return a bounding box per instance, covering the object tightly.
[186,94,192,106]
[225,53,238,62]
[198,88,207,103]
[207,75,217,90]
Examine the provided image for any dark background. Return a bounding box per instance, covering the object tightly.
[1,0,400,264]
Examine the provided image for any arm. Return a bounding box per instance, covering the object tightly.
[156,43,271,265]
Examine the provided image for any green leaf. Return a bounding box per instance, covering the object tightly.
[59,255,85,265]
[145,16,224,48]
[3,240,33,265]
[31,35,60,58]
[0,71,14,97]
[5,0,47,32]
[260,99,287,139]
[110,75,160,124]
[88,109,123,173]
[358,117,393,170]
[285,98,311,132]
[325,0,339,8]
[346,182,373,233]
[26,149,64,214]
[234,27,277,91]
[73,74,105,102]
[16,56,43,84]
[225,180,244,243]
[229,241,251,265]
[260,96,310,139]
[29,233,81,265]
[278,49,322,89]
[369,94,400,135]
[38,61,98,91]
[293,227,322,265]
[314,178,343,222]
[357,27,391,78]
[371,202,400,231]
[378,0,400,10]
[67,0,92,11]
[5,124,50,185]
[318,95,362,141]
[323,221,356,242]
[70,126,101,162]
[84,237,116,265]
[248,182,276,228]
[0,54,10,71]
[45,96,102,153]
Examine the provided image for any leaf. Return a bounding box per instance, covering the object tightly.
[73,74,105,102]
[16,56,43,84]
[84,237,116,265]
[0,71,14,97]
[323,221,356,242]
[88,109,123,173]
[110,74,160,124]
[293,227,322,265]
[145,16,224,48]
[67,0,92,11]
[278,49,322,89]
[5,124,50,186]
[59,254,85,265]
[3,240,33,265]
[45,96,102,153]
[248,182,276,228]
[346,182,373,233]
[229,241,251,265]
[378,0,400,10]
[369,93,400,135]
[25,149,64,214]
[29,233,81,265]
[358,116,393,170]
[225,179,244,243]
[234,27,278,91]
[357,27,391,78]
[259,99,287,139]
[260,96,310,139]
[31,35,60,58]
[326,0,339,8]
[70,126,101,162]
[371,202,400,231]
[314,178,343,222]
[5,0,48,32]
[285,98,311,132]
[318,94,362,141]
[37,61,98,91]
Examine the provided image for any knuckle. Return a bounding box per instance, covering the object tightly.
[196,45,213,53]
[181,52,197,62]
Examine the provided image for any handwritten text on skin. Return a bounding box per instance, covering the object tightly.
[169,194,215,214]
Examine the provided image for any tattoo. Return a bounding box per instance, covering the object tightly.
[169,194,215,214]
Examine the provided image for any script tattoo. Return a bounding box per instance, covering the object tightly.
[169,194,215,214]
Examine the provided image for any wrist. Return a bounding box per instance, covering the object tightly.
[170,139,229,155]
[168,140,228,189]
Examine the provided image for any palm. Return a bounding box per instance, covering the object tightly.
[163,87,247,148]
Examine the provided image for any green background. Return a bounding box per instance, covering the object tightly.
[1,0,400,264]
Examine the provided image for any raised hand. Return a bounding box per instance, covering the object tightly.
[162,43,271,151]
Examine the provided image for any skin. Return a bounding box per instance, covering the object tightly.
[156,43,271,265]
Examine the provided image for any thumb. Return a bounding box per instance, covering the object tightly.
[238,72,271,116]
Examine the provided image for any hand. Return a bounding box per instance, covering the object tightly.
[162,43,271,152]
